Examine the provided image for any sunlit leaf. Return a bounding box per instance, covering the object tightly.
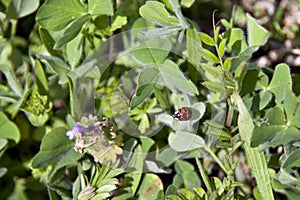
[226,28,247,53]
[268,64,292,104]
[160,59,198,95]
[199,32,215,46]
[202,81,225,93]
[181,0,195,8]
[247,14,269,47]
[88,0,113,16]
[36,0,86,31]
[187,27,201,66]
[130,38,172,64]
[139,1,180,27]
[199,47,219,64]
[7,0,39,19]
[168,131,205,152]
[110,15,127,32]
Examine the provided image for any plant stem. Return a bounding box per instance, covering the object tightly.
[232,91,274,200]
[205,146,228,175]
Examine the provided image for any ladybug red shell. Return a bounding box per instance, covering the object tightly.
[173,107,192,121]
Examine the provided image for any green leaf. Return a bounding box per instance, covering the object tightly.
[282,149,300,172]
[178,188,195,200]
[181,0,195,8]
[226,28,247,53]
[52,148,83,172]
[6,74,31,118]
[7,177,28,200]
[259,91,272,110]
[168,0,189,28]
[88,0,113,16]
[31,127,74,168]
[0,138,8,153]
[174,160,201,190]
[66,34,83,68]
[131,68,159,109]
[174,160,201,189]
[0,112,20,143]
[160,59,198,95]
[266,106,286,125]
[137,173,163,200]
[0,63,22,97]
[247,13,269,47]
[199,47,219,64]
[6,0,39,19]
[38,28,62,58]
[270,126,300,146]
[272,178,300,200]
[233,92,274,199]
[175,159,194,172]
[182,170,201,190]
[200,64,223,78]
[218,38,226,58]
[130,38,172,64]
[251,125,285,147]
[110,15,127,32]
[36,0,86,31]
[139,1,180,27]
[240,69,260,95]
[193,187,207,199]
[153,86,169,110]
[168,131,205,152]
[268,64,292,104]
[124,144,144,196]
[27,112,50,127]
[199,32,215,46]
[202,81,226,93]
[34,60,49,94]
[156,147,180,167]
[186,26,201,67]
[141,26,182,39]
[223,58,231,71]
[39,55,70,74]
[231,47,258,71]
[67,60,99,81]
[54,14,91,49]
[284,90,300,128]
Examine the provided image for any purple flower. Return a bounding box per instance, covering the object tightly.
[66,125,87,140]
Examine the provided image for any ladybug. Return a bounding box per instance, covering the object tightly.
[173,107,192,121]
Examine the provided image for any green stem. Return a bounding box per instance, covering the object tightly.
[232,91,274,200]
[205,146,228,175]
[195,157,213,194]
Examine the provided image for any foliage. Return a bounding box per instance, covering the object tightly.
[1,0,300,199]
